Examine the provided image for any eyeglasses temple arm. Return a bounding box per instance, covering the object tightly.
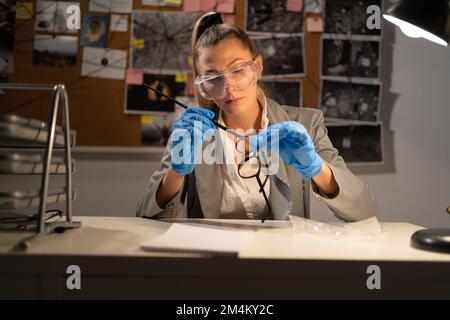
[259,177,272,223]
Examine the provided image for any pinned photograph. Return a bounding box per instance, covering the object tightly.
[125,74,185,115]
[89,0,111,13]
[260,80,302,107]
[325,124,383,164]
[81,47,127,80]
[131,11,202,74]
[252,35,305,77]
[110,14,128,32]
[0,0,15,74]
[320,79,381,123]
[34,1,79,34]
[304,0,324,13]
[34,1,56,32]
[81,13,109,48]
[322,37,380,80]
[324,0,382,37]
[89,0,133,14]
[245,0,304,34]
[33,35,78,67]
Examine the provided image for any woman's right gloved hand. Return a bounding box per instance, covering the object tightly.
[170,106,216,176]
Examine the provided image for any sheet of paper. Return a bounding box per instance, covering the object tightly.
[286,0,303,12]
[110,14,128,32]
[222,14,235,25]
[89,0,110,12]
[141,223,255,254]
[304,0,323,13]
[142,0,165,5]
[90,0,132,13]
[81,47,127,80]
[200,0,216,12]
[216,0,234,14]
[111,0,133,13]
[160,218,294,230]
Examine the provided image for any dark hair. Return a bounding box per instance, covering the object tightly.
[191,12,259,108]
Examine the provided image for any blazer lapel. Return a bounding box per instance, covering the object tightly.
[194,110,224,219]
[268,176,292,220]
[266,98,292,189]
[266,98,298,220]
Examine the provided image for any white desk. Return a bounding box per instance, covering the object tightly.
[1,216,449,299]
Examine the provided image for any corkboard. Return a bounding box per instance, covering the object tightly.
[0,0,321,146]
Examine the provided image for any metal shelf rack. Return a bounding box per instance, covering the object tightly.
[0,83,80,241]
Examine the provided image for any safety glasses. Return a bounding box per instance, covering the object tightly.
[195,59,262,100]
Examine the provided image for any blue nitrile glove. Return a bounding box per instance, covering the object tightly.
[170,106,215,176]
[250,121,323,179]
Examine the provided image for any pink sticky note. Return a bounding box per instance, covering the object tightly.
[200,0,216,12]
[216,0,235,14]
[221,14,235,25]
[286,0,303,12]
[126,69,144,85]
[183,0,201,12]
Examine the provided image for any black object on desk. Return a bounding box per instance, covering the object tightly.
[141,245,238,258]
[411,228,450,254]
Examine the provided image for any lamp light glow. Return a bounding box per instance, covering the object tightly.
[383,0,450,47]
[383,14,449,46]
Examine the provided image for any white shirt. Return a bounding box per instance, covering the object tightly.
[218,89,271,219]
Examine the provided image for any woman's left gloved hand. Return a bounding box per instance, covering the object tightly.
[249,121,323,179]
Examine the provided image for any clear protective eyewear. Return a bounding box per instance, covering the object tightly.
[195,59,262,100]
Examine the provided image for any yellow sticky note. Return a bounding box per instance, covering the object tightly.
[141,115,153,124]
[187,55,193,66]
[133,39,145,49]
[16,2,33,20]
[165,0,182,6]
[175,72,188,83]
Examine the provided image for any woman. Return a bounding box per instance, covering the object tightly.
[136,12,376,221]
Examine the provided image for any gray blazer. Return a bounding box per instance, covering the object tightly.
[136,98,377,222]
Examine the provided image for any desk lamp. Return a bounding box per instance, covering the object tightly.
[384,0,450,253]
[383,0,450,46]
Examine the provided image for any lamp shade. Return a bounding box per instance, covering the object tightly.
[383,0,450,46]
